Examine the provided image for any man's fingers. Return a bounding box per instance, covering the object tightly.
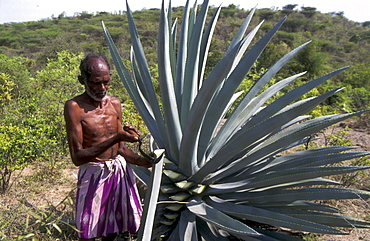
[124,123,139,134]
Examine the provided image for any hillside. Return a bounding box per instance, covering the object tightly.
[1,5,370,112]
[1,3,370,240]
[1,4,370,71]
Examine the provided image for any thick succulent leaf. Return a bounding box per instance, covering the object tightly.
[239,67,348,134]
[257,151,370,177]
[194,93,350,185]
[163,169,188,182]
[130,50,149,101]
[180,20,264,171]
[248,200,341,213]
[167,209,198,241]
[196,23,267,159]
[251,178,341,193]
[247,146,361,175]
[222,88,342,160]
[196,218,232,241]
[297,151,370,168]
[125,2,169,150]
[265,208,370,228]
[180,0,210,125]
[125,2,163,112]
[215,166,369,193]
[217,105,310,168]
[178,39,242,175]
[130,49,156,116]
[224,151,370,184]
[205,196,346,235]
[226,7,256,54]
[167,1,177,81]
[137,158,164,241]
[175,0,191,108]
[167,220,182,241]
[198,5,221,85]
[200,71,304,164]
[217,187,370,203]
[197,91,244,166]
[187,17,287,180]
[205,178,341,195]
[228,20,264,73]
[241,112,364,163]
[252,227,305,241]
[178,209,198,241]
[187,199,261,237]
[102,22,165,148]
[276,136,313,154]
[208,66,348,168]
[201,17,286,144]
[211,42,311,154]
[204,110,365,184]
[199,88,344,184]
[130,165,151,186]
[207,72,305,157]
[236,237,275,241]
[170,18,178,80]
[158,1,182,161]
[269,115,311,137]
[169,192,192,201]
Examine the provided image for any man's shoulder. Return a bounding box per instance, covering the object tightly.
[64,95,84,110]
[107,95,120,102]
[107,96,121,106]
[65,95,82,106]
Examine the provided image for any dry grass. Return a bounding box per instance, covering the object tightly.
[0,159,78,240]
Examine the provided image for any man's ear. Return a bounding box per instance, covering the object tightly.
[78,75,85,85]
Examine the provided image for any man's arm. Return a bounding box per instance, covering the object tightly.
[113,99,152,168]
[118,142,152,168]
[64,100,138,166]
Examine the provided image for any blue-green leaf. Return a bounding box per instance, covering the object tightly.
[206,196,346,234]
[217,187,370,203]
[158,1,182,161]
[102,21,165,147]
[187,199,261,237]
[137,158,164,241]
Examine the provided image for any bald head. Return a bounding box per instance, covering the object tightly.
[79,54,111,83]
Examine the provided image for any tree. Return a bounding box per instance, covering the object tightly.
[0,73,15,111]
[0,107,52,193]
[301,6,317,18]
[0,54,35,97]
[362,21,370,27]
[0,51,83,193]
[286,41,328,80]
[283,4,298,10]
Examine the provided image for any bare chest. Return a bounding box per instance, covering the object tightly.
[81,107,119,139]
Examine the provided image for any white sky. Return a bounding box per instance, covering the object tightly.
[0,0,369,24]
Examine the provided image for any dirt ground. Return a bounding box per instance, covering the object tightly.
[314,121,370,241]
[1,121,370,240]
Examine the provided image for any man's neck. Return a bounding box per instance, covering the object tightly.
[83,92,106,108]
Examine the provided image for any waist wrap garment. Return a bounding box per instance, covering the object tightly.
[76,155,142,239]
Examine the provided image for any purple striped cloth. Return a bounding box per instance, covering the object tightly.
[76,155,142,239]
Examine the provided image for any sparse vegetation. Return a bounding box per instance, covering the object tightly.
[1,2,370,240]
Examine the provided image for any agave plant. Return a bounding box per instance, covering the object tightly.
[102,0,370,240]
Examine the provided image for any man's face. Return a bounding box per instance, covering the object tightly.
[85,59,111,101]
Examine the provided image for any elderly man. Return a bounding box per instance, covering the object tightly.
[64,54,151,241]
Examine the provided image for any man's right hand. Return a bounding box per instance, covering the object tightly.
[118,129,139,143]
